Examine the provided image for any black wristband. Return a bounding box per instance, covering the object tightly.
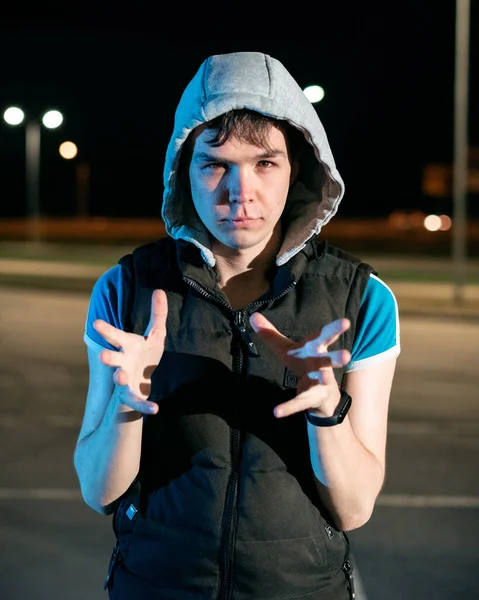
[305,389,352,427]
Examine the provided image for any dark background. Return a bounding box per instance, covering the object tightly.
[0,3,478,219]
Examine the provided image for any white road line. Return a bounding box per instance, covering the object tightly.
[376,494,479,508]
[0,489,478,508]
[0,415,82,428]
[46,415,82,427]
[387,421,479,435]
[2,415,478,435]
[0,488,82,500]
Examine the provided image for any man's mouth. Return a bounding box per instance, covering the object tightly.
[223,217,259,228]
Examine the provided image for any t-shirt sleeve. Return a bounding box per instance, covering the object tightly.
[346,273,401,372]
[83,264,124,352]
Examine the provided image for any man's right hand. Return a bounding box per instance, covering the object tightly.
[93,289,168,415]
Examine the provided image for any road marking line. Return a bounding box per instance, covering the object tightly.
[0,415,82,428]
[46,415,82,427]
[387,421,479,435]
[0,489,82,500]
[376,494,479,508]
[0,489,478,508]
[2,414,479,436]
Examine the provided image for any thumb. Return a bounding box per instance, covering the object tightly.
[148,289,168,335]
[249,312,292,355]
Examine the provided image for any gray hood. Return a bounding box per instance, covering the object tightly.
[162,51,345,267]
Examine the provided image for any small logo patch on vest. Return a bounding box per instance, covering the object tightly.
[283,368,299,389]
[126,504,138,520]
[324,524,334,539]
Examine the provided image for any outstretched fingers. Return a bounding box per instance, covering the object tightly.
[93,319,128,349]
[305,348,352,372]
[249,312,291,354]
[99,348,126,369]
[306,350,351,382]
[148,289,168,339]
[287,318,351,359]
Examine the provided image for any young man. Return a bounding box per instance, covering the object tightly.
[74,51,400,599]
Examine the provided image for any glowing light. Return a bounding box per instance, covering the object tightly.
[42,110,63,129]
[424,214,442,231]
[303,85,325,103]
[3,107,25,125]
[59,141,78,159]
[388,211,409,229]
[439,214,452,231]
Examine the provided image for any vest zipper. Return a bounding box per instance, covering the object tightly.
[182,275,297,599]
[216,308,244,600]
[342,558,356,599]
[342,531,356,599]
[234,310,259,356]
[217,427,241,600]
[183,277,296,358]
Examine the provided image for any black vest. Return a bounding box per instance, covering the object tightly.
[108,237,375,600]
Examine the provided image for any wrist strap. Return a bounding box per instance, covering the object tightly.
[305,389,352,427]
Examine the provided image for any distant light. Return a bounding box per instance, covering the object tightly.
[439,214,452,231]
[410,210,426,228]
[303,85,325,103]
[42,110,63,129]
[424,214,442,231]
[388,210,409,230]
[3,107,25,125]
[59,141,78,160]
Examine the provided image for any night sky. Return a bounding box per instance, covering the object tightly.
[1,6,478,219]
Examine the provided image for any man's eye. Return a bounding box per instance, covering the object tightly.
[204,162,226,170]
[258,160,274,168]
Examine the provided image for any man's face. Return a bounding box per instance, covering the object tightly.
[188,124,294,255]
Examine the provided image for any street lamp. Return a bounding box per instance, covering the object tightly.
[3,106,63,243]
[303,85,325,104]
[452,0,470,303]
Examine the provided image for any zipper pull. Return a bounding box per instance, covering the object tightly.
[342,559,356,599]
[234,312,260,357]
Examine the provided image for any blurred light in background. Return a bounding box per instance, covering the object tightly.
[2,106,64,242]
[388,210,452,232]
[439,214,452,231]
[424,214,443,231]
[42,110,63,129]
[422,213,452,232]
[303,85,325,103]
[389,210,426,230]
[59,141,78,160]
[3,106,25,125]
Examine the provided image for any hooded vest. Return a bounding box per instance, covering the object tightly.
[105,236,375,600]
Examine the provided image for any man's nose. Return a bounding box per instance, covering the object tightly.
[226,166,253,203]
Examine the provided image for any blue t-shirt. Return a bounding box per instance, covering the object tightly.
[84,267,400,372]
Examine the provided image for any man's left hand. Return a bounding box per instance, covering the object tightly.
[249,313,351,419]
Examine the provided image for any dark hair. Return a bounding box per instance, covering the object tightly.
[203,109,305,161]
[177,109,307,187]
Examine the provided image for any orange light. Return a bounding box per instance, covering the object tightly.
[59,141,78,160]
